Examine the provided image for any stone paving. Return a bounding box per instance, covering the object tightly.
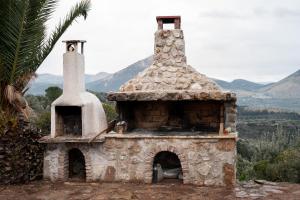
[0,180,300,200]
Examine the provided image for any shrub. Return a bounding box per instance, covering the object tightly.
[253,160,269,179]
[237,155,255,181]
[103,103,117,122]
[237,139,256,161]
[265,149,300,182]
[34,112,51,134]
[237,125,300,183]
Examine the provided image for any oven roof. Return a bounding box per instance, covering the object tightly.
[118,64,222,92]
[107,90,236,101]
[108,62,232,101]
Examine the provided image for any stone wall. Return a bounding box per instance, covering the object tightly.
[224,100,237,132]
[44,137,236,186]
[119,101,222,132]
[132,102,169,129]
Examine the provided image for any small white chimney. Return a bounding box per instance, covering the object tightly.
[50,40,107,138]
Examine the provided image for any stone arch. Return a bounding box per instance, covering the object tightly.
[144,145,188,184]
[68,148,86,179]
[57,145,93,182]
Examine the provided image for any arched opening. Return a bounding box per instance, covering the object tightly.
[152,151,183,183]
[68,148,86,181]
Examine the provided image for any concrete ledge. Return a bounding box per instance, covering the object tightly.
[107,91,236,101]
[39,136,105,143]
[39,132,238,143]
[103,132,238,140]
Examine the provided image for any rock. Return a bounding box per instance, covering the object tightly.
[197,162,211,176]
[249,193,265,198]
[223,163,235,187]
[174,39,184,50]
[162,30,170,38]
[293,190,300,194]
[204,179,215,185]
[173,30,182,38]
[135,84,142,90]
[175,57,182,63]
[254,180,278,186]
[163,46,171,53]
[104,166,116,181]
[236,191,248,198]
[202,156,210,161]
[171,48,178,57]
[131,157,141,164]
[166,39,173,46]
[216,140,236,152]
[190,83,202,90]
[263,187,283,194]
[162,53,169,59]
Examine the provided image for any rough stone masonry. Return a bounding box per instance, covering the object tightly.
[43,137,236,186]
[41,16,238,187]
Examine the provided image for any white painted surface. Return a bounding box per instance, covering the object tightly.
[51,48,107,138]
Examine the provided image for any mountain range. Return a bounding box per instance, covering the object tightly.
[27,56,300,112]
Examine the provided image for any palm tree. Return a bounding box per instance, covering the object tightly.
[0,0,91,118]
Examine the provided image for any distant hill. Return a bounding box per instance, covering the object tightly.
[213,79,266,93]
[27,74,62,95]
[259,70,300,99]
[27,57,300,112]
[85,72,111,83]
[86,56,153,92]
[27,72,111,95]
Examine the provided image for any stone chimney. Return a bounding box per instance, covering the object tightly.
[119,16,221,92]
[154,16,186,67]
[50,40,107,138]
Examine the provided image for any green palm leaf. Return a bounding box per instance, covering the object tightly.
[0,0,91,116]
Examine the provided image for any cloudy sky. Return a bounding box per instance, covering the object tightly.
[37,0,300,82]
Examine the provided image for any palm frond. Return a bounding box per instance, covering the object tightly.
[10,0,58,85]
[0,0,91,116]
[37,0,91,69]
[4,84,16,104]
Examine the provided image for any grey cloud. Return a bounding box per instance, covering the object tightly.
[253,7,268,16]
[38,0,300,82]
[198,10,247,19]
[199,7,300,19]
[273,8,300,18]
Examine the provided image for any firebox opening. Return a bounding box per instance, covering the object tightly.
[163,23,175,29]
[152,151,183,183]
[68,148,86,180]
[55,106,82,136]
[117,101,222,134]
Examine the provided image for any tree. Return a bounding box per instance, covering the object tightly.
[45,86,62,103]
[0,0,91,118]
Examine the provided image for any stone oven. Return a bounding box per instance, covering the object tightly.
[108,16,236,136]
[41,16,237,187]
[51,40,107,138]
[106,16,238,186]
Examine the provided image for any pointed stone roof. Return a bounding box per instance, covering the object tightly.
[119,63,221,92]
[107,18,235,102]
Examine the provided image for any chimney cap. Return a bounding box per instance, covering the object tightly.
[63,40,86,54]
[156,16,181,24]
[62,40,86,44]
